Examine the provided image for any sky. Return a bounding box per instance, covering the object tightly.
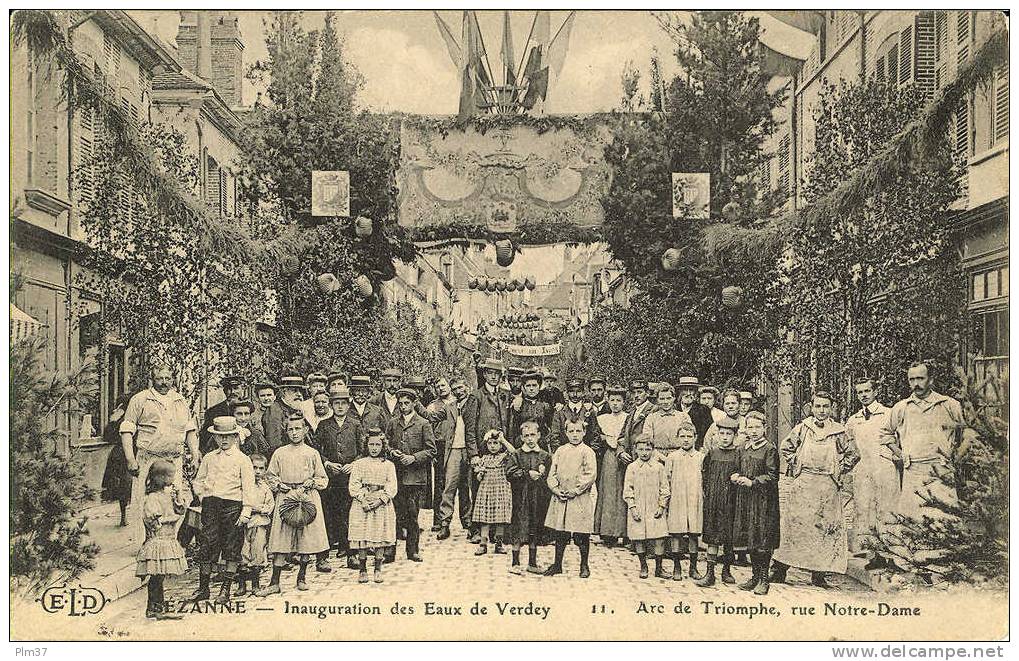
[129,10,681,114]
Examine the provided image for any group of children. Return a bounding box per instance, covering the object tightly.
[135,412,405,618]
[135,390,781,619]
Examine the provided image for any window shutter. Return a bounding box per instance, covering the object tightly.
[205,156,221,214]
[219,169,227,216]
[876,56,886,82]
[914,12,936,98]
[993,65,1009,145]
[954,11,972,163]
[76,108,95,208]
[777,135,791,197]
[899,26,913,83]
[934,11,949,89]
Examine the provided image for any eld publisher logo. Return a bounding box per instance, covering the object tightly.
[39,585,106,616]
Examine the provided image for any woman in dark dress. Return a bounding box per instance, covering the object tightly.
[731,411,780,595]
[695,416,741,587]
[101,394,134,526]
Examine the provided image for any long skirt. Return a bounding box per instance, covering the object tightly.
[774,473,847,573]
[594,452,627,538]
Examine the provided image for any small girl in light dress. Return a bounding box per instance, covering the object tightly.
[472,430,514,556]
[136,459,188,619]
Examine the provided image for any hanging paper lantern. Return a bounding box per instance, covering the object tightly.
[722,285,744,308]
[495,280,506,292]
[469,278,479,290]
[316,272,339,294]
[722,201,741,222]
[280,254,300,276]
[495,239,515,267]
[524,277,536,291]
[661,247,681,271]
[354,275,374,298]
[486,280,497,292]
[354,216,374,238]
[509,278,521,291]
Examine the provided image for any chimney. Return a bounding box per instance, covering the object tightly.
[175,11,245,107]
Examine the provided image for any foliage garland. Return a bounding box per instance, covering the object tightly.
[405,217,604,246]
[10,9,291,263]
[399,111,612,139]
[702,23,1009,260]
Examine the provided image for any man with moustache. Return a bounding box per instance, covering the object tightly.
[508,370,554,448]
[348,374,385,449]
[427,377,459,532]
[548,378,602,454]
[199,375,248,455]
[462,358,510,544]
[373,368,403,429]
[315,386,364,569]
[436,377,474,540]
[588,375,610,416]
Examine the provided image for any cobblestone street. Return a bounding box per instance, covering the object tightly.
[96,510,873,640]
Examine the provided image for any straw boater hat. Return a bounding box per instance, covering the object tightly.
[253,381,276,393]
[277,373,307,393]
[207,416,240,435]
[349,375,372,389]
[329,386,351,401]
[676,375,701,390]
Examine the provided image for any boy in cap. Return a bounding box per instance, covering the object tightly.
[385,387,437,562]
[316,387,364,569]
[548,377,602,454]
[192,416,256,604]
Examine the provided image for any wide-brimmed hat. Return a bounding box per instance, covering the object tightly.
[329,386,351,401]
[380,367,402,378]
[479,358,505,372]
[277,374,307,392]
[521,370,543,384]
[676,375,701,390]
[208,416,240,435]
[219,375,246,389]
[349,375,372,389]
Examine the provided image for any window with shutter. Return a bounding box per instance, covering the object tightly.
[914,12,936,98]
[219,169,227,216]
[777,135,791,197]
[993,65,1008,145]
[26,47,36,186]
[899,26,913,83]
[954,11,972,163]
[934,11,949,89]
[76,108,95,208]
[888,44,899,86]
[876,56,886,82]
[205,156,221,215]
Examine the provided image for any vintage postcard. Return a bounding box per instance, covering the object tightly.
[8,7,1009,644]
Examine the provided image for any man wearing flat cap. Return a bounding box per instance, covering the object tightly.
[385,387,437,562]
[462,358,510,542]
[263,372,310,453]
[619,380,655,449]
[199,375,248,455]
[538,368,566,409]
[548,377,602,454]
[315,387,365,569]
[507,367,525,398]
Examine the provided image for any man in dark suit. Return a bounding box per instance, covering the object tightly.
[538,369,566,409]
[462,357,509,543]
[199,375,247,454]
[263,373,308,453]
[588,374,611,416]
[373,367,402,429]
[348,374,384,453]
[385,388,437,562]
[548,377,602,454]
[315,387,364,570]
[676,376,715,448]
[619,380,655,448]
[508,370,553,448]
[427,377,458,532]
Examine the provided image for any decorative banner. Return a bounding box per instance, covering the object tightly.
[504,342,561,357]
[672,172,710,219]
[311,170,350,217]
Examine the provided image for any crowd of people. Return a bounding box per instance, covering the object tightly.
[113,357,970,619]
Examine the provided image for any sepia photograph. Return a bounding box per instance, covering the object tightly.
[7,6,1011,646]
